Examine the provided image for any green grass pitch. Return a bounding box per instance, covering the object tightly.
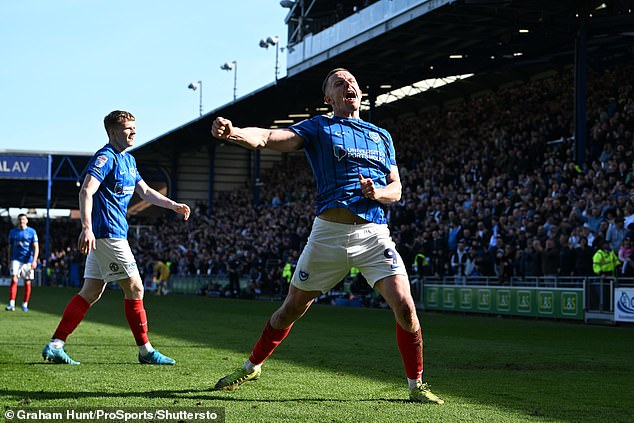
[1,287,633,422]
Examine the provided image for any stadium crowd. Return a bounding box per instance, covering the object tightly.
[3,62,633,296]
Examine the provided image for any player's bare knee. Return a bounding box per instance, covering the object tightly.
[127,284,144,299]
[79,290,102,305]
[393,302,418,330]
[272,303,307,327]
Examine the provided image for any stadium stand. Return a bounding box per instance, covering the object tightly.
[3,60,632,304]
[2,2,634,322]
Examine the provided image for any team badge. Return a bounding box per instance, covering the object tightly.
[298,270,310,281]
[368,131,381,143]
[109,263,119,272]
[333,145,347,161]
[129,167,136,176]
[94,155,108,168]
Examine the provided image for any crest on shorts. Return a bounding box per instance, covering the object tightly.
[109,262,119,272]
[298,270,310,281]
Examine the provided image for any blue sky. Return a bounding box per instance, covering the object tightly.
[0,1,288,153]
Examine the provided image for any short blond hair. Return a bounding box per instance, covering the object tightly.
[103,110,135,132]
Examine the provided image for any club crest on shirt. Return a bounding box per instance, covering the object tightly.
[94,155,108,168]
[129,167,136,177]
[368,131,381,143]
[333,145,347,161]
[298,270,309,281]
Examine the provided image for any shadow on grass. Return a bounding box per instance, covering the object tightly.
[0,388,410,404]
[11,287,634,422]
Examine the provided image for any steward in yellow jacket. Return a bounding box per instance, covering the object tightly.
[592,241,620,277]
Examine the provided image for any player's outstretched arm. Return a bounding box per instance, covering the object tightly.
[135,180,190,220]
[211,116,303,152]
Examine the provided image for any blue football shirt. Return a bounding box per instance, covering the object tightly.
[86,144,142,239]
[8,226,38,262]
[290,115,397,224]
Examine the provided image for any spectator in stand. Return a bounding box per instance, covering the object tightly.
[450,239,468,280]
[573,237,595,276]
[606,216,627,252]
[493,236,510,283]
[542,239,561,277]
[447,218,462,254]
[581,224,597,248]
[618,236,634,277]
[464,247,480,277]
[428,230,448,277]
[226,253,242,297]
[529,239,544,276]
[558,234,575,276]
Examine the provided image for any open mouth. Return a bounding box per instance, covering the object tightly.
[345,90,357,100]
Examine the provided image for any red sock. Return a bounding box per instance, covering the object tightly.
[249,320,293,365]
[396,323,423,380]
[124,299,149,346]
[52,294,91,341]
[8,281,17,302]
[23,282,32,303]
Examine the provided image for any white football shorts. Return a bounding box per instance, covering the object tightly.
[10,260,35,280]
[291,217,408,293]
[84,238,140,283]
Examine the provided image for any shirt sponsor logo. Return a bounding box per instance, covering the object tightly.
[94,155,108,168]
[114,183,134,195]
[347,147,386,162]
[333,145,348,161]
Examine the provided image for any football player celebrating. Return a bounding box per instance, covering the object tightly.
[42,110,190,365]
[210,69,443,404]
